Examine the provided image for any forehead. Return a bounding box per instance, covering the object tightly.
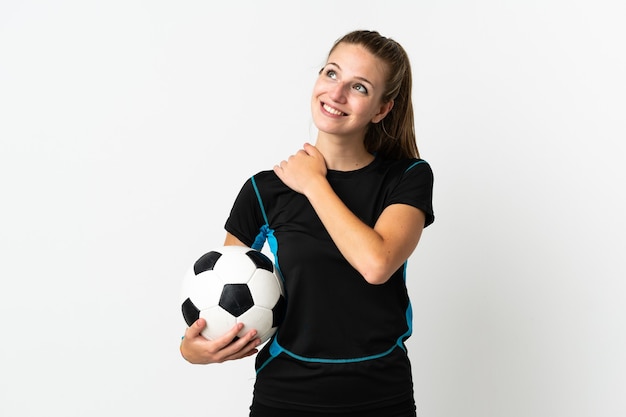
[327,43,388,85]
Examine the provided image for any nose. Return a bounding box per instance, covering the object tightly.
[328,81,348,103]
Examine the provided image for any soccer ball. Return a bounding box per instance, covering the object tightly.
[181,245,286,344]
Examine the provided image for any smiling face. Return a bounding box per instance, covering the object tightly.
[311,43,393,141]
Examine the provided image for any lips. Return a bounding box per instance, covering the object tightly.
[322,103,345,116]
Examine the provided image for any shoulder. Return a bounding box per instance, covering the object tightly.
[249,169,279,183]
[403,158,434,181]
[403,158,433,172]
[378,157,435,226]
[243,169,294,201]
[374,157,434,181]
[247,169,285,191]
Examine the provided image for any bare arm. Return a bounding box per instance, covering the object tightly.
[274,143,426,285]
[224,233,247,247]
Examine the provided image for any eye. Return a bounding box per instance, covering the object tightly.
[325,69,337,79]
[353,83,368,94]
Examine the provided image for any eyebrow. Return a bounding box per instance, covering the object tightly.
[326,62,375,88]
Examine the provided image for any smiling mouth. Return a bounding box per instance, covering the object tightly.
[322,103,346,116]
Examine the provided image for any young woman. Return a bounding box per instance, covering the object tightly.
[180,30,435,417]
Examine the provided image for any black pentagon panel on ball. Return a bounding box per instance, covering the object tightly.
[181,298,200,326]
[272,295,287,328]
[245,250,273,272]
[194,251,222,275]
[219,284,254,317]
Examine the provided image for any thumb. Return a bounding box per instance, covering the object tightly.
[186,318,206,338]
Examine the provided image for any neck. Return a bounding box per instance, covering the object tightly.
[315,133,374,171]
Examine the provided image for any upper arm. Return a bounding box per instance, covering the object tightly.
[224,232,248,247]
[371,203,426,282]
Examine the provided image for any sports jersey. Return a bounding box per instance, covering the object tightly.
[224,156,434,414]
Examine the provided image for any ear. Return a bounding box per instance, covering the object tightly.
[371,99,394,123]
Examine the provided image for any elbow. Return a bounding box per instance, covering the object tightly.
[362,274,391,285]
[359,254,396,285]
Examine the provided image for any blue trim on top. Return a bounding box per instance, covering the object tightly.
[250,176,269,225]
[396,261,412,351]
[256,332,408,374]
[250,176,284,282]
[405,159,427,172]
[256,261,413,374]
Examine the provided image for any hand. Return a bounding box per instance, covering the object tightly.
[274,143,327,195]
[179,318,261,364]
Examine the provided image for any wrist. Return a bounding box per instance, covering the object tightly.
[303,175,330,200]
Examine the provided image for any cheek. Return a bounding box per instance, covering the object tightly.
[310,91,319,111]
[310,82,325,111]
[311,79,324,100]
[310,95,322,127]
[367,101,386,119]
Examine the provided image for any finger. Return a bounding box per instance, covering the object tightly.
[222,334,262,361]
[223,327,259,351]
[185,318,206,339]
[211,323,248,350]
[274,161,287,173]
[302,142,316,155]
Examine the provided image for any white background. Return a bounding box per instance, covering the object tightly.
[1,1,625,416]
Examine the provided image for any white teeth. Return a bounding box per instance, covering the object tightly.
[323,103,344,116]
